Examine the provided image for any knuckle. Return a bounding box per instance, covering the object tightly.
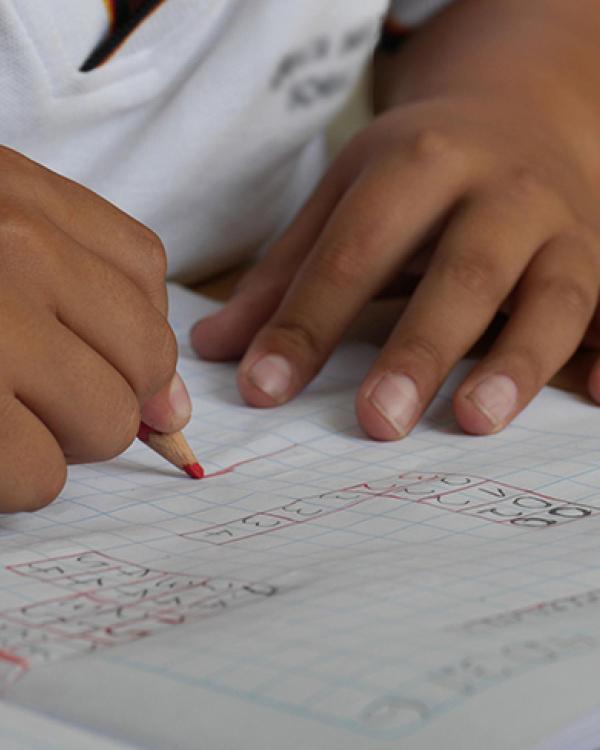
[411,128,459,163]
[0,210,56,276]
[319,237,369,290]
[398,334,445,379]
[439,250,502,302]
[135,225,168,282]
[0,207,38,245]
[270,318,324,360]
[237,262,288,298]
[503,167,546,204]
[505,346,545,390]
[535,274,595,319]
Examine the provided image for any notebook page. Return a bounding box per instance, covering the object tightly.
[535,706,600,750]
[1,283,600,749]
[0,699,140,749]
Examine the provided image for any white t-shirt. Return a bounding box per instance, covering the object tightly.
[0,0,450,282]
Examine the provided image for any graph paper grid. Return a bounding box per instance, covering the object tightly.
[1,285,600,750]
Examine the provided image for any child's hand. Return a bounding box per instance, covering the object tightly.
[0,147,189,511]
[193,0,600,440]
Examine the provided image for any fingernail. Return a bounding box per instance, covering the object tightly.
[466,374,517,428]
[247,354,293,401]
[368,372,420,436]
[168,372,192,419]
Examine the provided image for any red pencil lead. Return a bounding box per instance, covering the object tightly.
[137,422,204,479]
[183,463,204,480]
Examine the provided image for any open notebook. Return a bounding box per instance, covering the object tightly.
[1,283,600,750]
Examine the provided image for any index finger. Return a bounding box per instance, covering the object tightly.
[237,135,469,407]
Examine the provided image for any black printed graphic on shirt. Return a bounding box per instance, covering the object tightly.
[271,21,380,110]
[81,0,166,71]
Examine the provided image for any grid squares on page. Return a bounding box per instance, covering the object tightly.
[2,303,600,743]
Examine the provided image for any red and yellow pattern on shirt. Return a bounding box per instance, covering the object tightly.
[82,0,166,70]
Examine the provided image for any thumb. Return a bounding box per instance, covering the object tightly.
[140,371,192,433]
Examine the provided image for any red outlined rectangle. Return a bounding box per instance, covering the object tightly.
[0,554,276,693]
[180,471,599,544]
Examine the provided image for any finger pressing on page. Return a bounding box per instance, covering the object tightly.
[236,152,466,409]
[455,237,598,434]
[190,264,301,363]
[355,188,559,440]
[191,152,353,362]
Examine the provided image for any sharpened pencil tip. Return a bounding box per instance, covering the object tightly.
[183,462,204,480]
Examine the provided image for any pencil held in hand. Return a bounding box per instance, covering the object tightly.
[137,422,204,479]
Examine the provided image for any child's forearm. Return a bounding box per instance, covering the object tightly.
[374,0,600,157]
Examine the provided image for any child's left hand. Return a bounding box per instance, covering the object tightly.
[193,0,600,440]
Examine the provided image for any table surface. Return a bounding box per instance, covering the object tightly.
[195,268,592,400]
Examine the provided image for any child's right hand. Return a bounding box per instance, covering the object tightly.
[0,146,189,513]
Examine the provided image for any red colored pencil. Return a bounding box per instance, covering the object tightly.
[137,422,204,479]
